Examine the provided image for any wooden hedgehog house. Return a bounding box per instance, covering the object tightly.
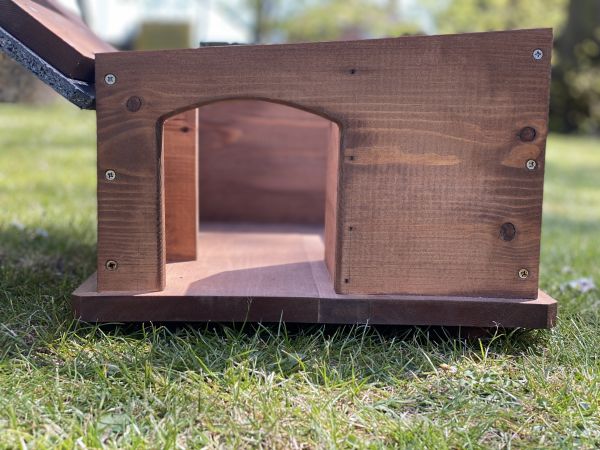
[1,0,557,328]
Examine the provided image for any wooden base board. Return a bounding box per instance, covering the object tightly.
[73,224,557,328]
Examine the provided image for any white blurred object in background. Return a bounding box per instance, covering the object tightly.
[56,0,249,47]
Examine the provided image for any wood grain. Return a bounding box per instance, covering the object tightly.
[164,109,198,262]
[74,223,557,328]
[324,121,341,283]
[0,0,114,81]
[95,29,552,296]
[197,99,333,224]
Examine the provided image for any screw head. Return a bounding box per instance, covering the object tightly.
[532,49,543,60]
[105,169,116,181]
[104,73,117,85]
[126,96,143,112]
[518,268,529,279]
[105,260,118,271]
[526,159,537,171]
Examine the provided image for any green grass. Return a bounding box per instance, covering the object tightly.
[0,103,598,449]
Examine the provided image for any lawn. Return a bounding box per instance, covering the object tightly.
[0,103,598,449]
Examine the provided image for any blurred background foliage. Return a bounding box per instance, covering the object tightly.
[2,0,599,134]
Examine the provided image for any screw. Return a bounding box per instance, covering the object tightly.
[104,73,117,85]
[519,127,537,142]
[105,260,118,271]
[532,49,543,60]
[126,96,142,112]
[105,169,116,181]
[499,222,516,241]
[526,159,537,171]
[518,268,529,279]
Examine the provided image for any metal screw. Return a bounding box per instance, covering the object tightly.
[105,260,118,271]
[104,73,117,85]
[126,96,142,112]
[518,268,529,279]
[526,159,537,171]
[105,169,116,181]
[500,222,516,241]
[532,49,543,60]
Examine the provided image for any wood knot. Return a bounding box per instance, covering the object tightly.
[499,222,516,241]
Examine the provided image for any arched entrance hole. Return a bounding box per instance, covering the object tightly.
[162,99,341,290]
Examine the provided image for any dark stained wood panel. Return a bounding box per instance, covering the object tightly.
[94,29,552,297]
[74,224,557,328]
[0,0,114,81]
[197,100,333,224]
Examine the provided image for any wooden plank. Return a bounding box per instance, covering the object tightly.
[164,109,199,262]
[0,0,114,81]
[324,121,341,283]
[95,29,552,296]
[73,223,557,328]
[197,100,332,224]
